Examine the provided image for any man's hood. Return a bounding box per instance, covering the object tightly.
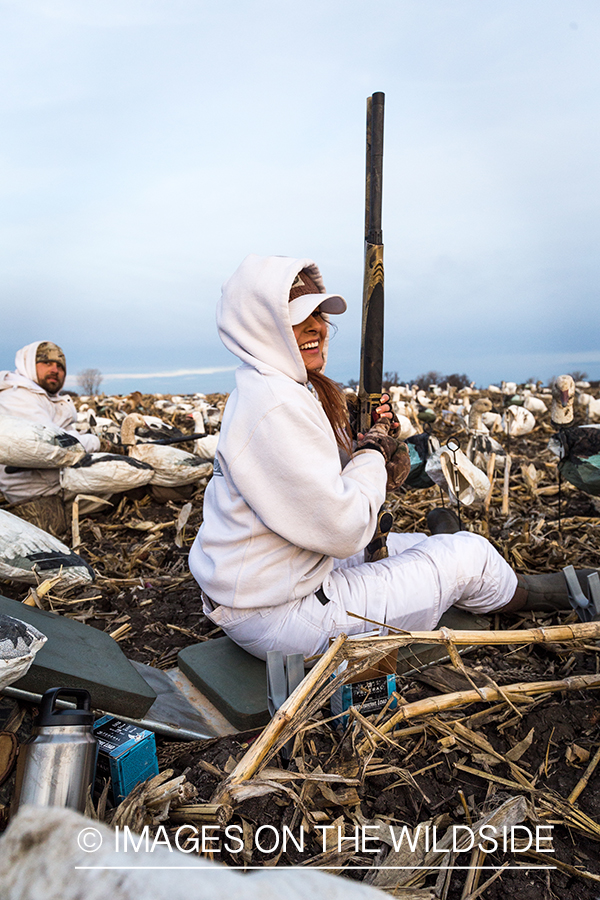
[15,341,43,384]
[0,341,64,399]
[217,255,341,383]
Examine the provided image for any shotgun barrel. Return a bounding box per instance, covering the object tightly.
[358,92,391,563]
[358,91,385,436]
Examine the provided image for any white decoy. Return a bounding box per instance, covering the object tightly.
[388,385,413,404]
[577,392,600,423]
[0,508,94,587]
[501,405,536,436]
[467,399,490,436]
[388,398,409,418]
[394,415,418,440]
[481,411,503,432]
[187,412,221,459]
[0,415,86,469]
[133,415,187,442]
[60,452,154,495]
[75,410,121,444]
[121,414,212,487]
[523,394,548,414]
[425,445,491,507]
[550,375,575,427]
[204,400,226,432]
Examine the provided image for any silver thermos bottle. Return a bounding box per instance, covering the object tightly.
[11,687,97,816]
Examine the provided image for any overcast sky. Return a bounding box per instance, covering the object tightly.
[1,1,599,396]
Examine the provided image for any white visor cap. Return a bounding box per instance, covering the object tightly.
[288,292,347,326]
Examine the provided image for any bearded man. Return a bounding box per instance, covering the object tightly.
[0,341,100,533]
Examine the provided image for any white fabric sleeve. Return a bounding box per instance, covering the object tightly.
[226,400,387,559]
[68,431,100,452]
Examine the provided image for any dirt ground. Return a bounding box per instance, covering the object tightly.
[2,389,600,898]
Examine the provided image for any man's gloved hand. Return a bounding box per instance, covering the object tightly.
[356,424,411,490]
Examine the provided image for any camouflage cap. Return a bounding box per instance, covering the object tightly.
[36,342,66,371]
[288,269,346,326]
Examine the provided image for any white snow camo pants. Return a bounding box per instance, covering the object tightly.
[203,531,517,660]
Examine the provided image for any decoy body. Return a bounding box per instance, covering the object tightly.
[577,392,600,423]
[0,414,86,469]
[0,508,94,586]
[501,405,536,436]
[60,452,154,496]
[121,414,212,487]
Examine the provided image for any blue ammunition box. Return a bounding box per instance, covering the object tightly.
[331,672,397,726]
[330,635,398,726]
[93,716,159,803]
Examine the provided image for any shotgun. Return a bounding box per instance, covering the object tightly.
[358,91,385,436]
[358,92,393,563]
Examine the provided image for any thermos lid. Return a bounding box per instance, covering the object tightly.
[35,687,95,727]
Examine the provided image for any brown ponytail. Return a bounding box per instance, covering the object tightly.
[308,370,353,455]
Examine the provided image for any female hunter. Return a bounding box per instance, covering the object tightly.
[189,254,579,660]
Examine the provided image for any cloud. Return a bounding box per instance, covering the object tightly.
[64,365,236,387]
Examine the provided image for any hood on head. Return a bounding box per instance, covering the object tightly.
[216,255,346,383]
[15,342,44,385]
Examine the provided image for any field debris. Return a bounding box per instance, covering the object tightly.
[2,385,600,897]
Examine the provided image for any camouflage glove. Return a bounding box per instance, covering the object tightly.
[372,393,401,434]
[356,425,411,490]
[345,392,400,440]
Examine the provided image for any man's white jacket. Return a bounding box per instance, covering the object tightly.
[0,342,100,504]
[189,255,387,610]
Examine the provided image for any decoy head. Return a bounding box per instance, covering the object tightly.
[120,413,147,446]
[468,398,492,433]
[551,375,575,427]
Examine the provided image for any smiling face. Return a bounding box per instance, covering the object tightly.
[292,306,328,372]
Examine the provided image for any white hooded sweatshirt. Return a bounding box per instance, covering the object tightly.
[0,341,100,504]
[189,255,387,610]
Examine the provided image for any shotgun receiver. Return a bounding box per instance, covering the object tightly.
[358,92,393,563]
[358,91,385,436]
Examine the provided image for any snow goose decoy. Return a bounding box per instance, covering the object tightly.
[466,399,505,470]
[523,392,548,415]
[0,415,86,469]
[550,375,575,428]
[501,405,536,437]
[59,451,154,496]
[121,414,213,487]
[425,441,491,507]
[577,392,600,423]
[187,411,220,459]
[0,508,94,587]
